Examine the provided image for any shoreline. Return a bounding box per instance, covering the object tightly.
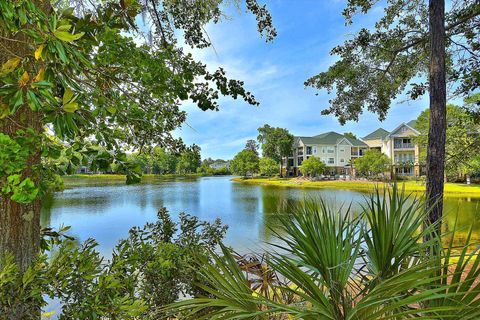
[231,177,480,198]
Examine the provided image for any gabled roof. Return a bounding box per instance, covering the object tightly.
[362,128,390,141]
[387,122,420,137]
[407,120,417,128]
[296,131,367,147]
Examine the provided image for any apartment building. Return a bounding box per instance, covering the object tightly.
[285,131,368,176]
[362,120,421,176]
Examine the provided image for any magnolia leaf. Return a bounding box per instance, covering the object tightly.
[106,106,117,114]
[63,102,78,113]
[56,24,72,32]
[0,103,10,119]
[54,30,85,42]
[34,44,45,60]
[18,71,30,87]
[33,67,45,82]
[63,88,74,104]
[1,57,21,75]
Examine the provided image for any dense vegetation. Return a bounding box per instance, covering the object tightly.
[166,187,480,319]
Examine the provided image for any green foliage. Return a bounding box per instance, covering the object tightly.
[299,156,326,177]
[244,139,259,156]
[230,149,259,177]
[305,1,480,123]
[354,149,390,178]
[176,144,201,174]
[257,124,294,174]
[0,208,227,319]
[259,157,278,177]
[166,186,480,319]
[413,104,480,181]
[0,0,276,203]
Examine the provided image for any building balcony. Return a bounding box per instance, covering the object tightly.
[394,143,414,149]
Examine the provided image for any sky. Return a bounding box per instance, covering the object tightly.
[173,0,429,160]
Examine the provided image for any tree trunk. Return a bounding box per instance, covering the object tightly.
[426,0,446,235]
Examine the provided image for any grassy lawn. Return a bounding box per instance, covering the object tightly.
[62,173,206,188]
[232,177,480,198]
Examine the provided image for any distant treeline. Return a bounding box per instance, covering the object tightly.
[112,146,230,175]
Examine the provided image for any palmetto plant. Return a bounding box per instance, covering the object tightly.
[164,186,480,319]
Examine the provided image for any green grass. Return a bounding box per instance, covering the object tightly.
[232,177,480,198]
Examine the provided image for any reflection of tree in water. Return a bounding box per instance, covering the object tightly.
[443,197,480,245]
[40,194,54,227]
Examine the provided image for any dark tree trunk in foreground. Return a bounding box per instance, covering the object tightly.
[426,0,447,234]
[0,24,43,274]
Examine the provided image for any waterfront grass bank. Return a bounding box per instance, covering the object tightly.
[232,177,480,197]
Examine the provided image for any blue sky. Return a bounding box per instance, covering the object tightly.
[174,0,429,160]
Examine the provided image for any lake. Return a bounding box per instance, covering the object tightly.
[41,175,480,255]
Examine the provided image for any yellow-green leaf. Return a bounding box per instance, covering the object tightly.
[1,57,21,75]
[56,24,72,32]
[63,102,78,113]
[54,30,85,42]
[33,67,45,82]
[34,44,45,60]
[18,71,30,87]
[63,88,74,104]
[0,103,10,119]
[106,106,117,114]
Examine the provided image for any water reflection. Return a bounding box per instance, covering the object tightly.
[41,176,480,255]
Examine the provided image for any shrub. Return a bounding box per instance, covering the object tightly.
[166,186,480,319]
[0,209,227,319]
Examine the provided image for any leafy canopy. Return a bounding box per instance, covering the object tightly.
[259,157,277,177]
[0,0,276,202]
[305,0,480,124]
[300,156,326,177]
[257,124,294,164]
[354,149,390,177]
[230,149,259,177]
[413,104,480,179]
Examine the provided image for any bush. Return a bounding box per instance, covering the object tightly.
[1,209,227,319]
[166,187,480,319]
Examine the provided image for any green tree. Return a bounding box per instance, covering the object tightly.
[413,104,480,181]
[244,139,259,156]
[259,157,278,177]
[299,156,326,178]
[344,132,357,140]
[257,124,294,177]
[0,0,275,276]
[305,0,480,231]
[176,145,201,174]
[354,149,390,178]
[230,149,259,178]
[151,148,178,174]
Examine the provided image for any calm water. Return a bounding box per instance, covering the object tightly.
[41,176,480,254]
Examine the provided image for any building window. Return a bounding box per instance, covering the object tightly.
[340,158,344,163]
[340,148,345,152]
[288,159,294,167]
[327,147,334,153]
[298,157,303,165]
[306,146,312,155]
[313,147,317,154]
[328,158,334,164]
